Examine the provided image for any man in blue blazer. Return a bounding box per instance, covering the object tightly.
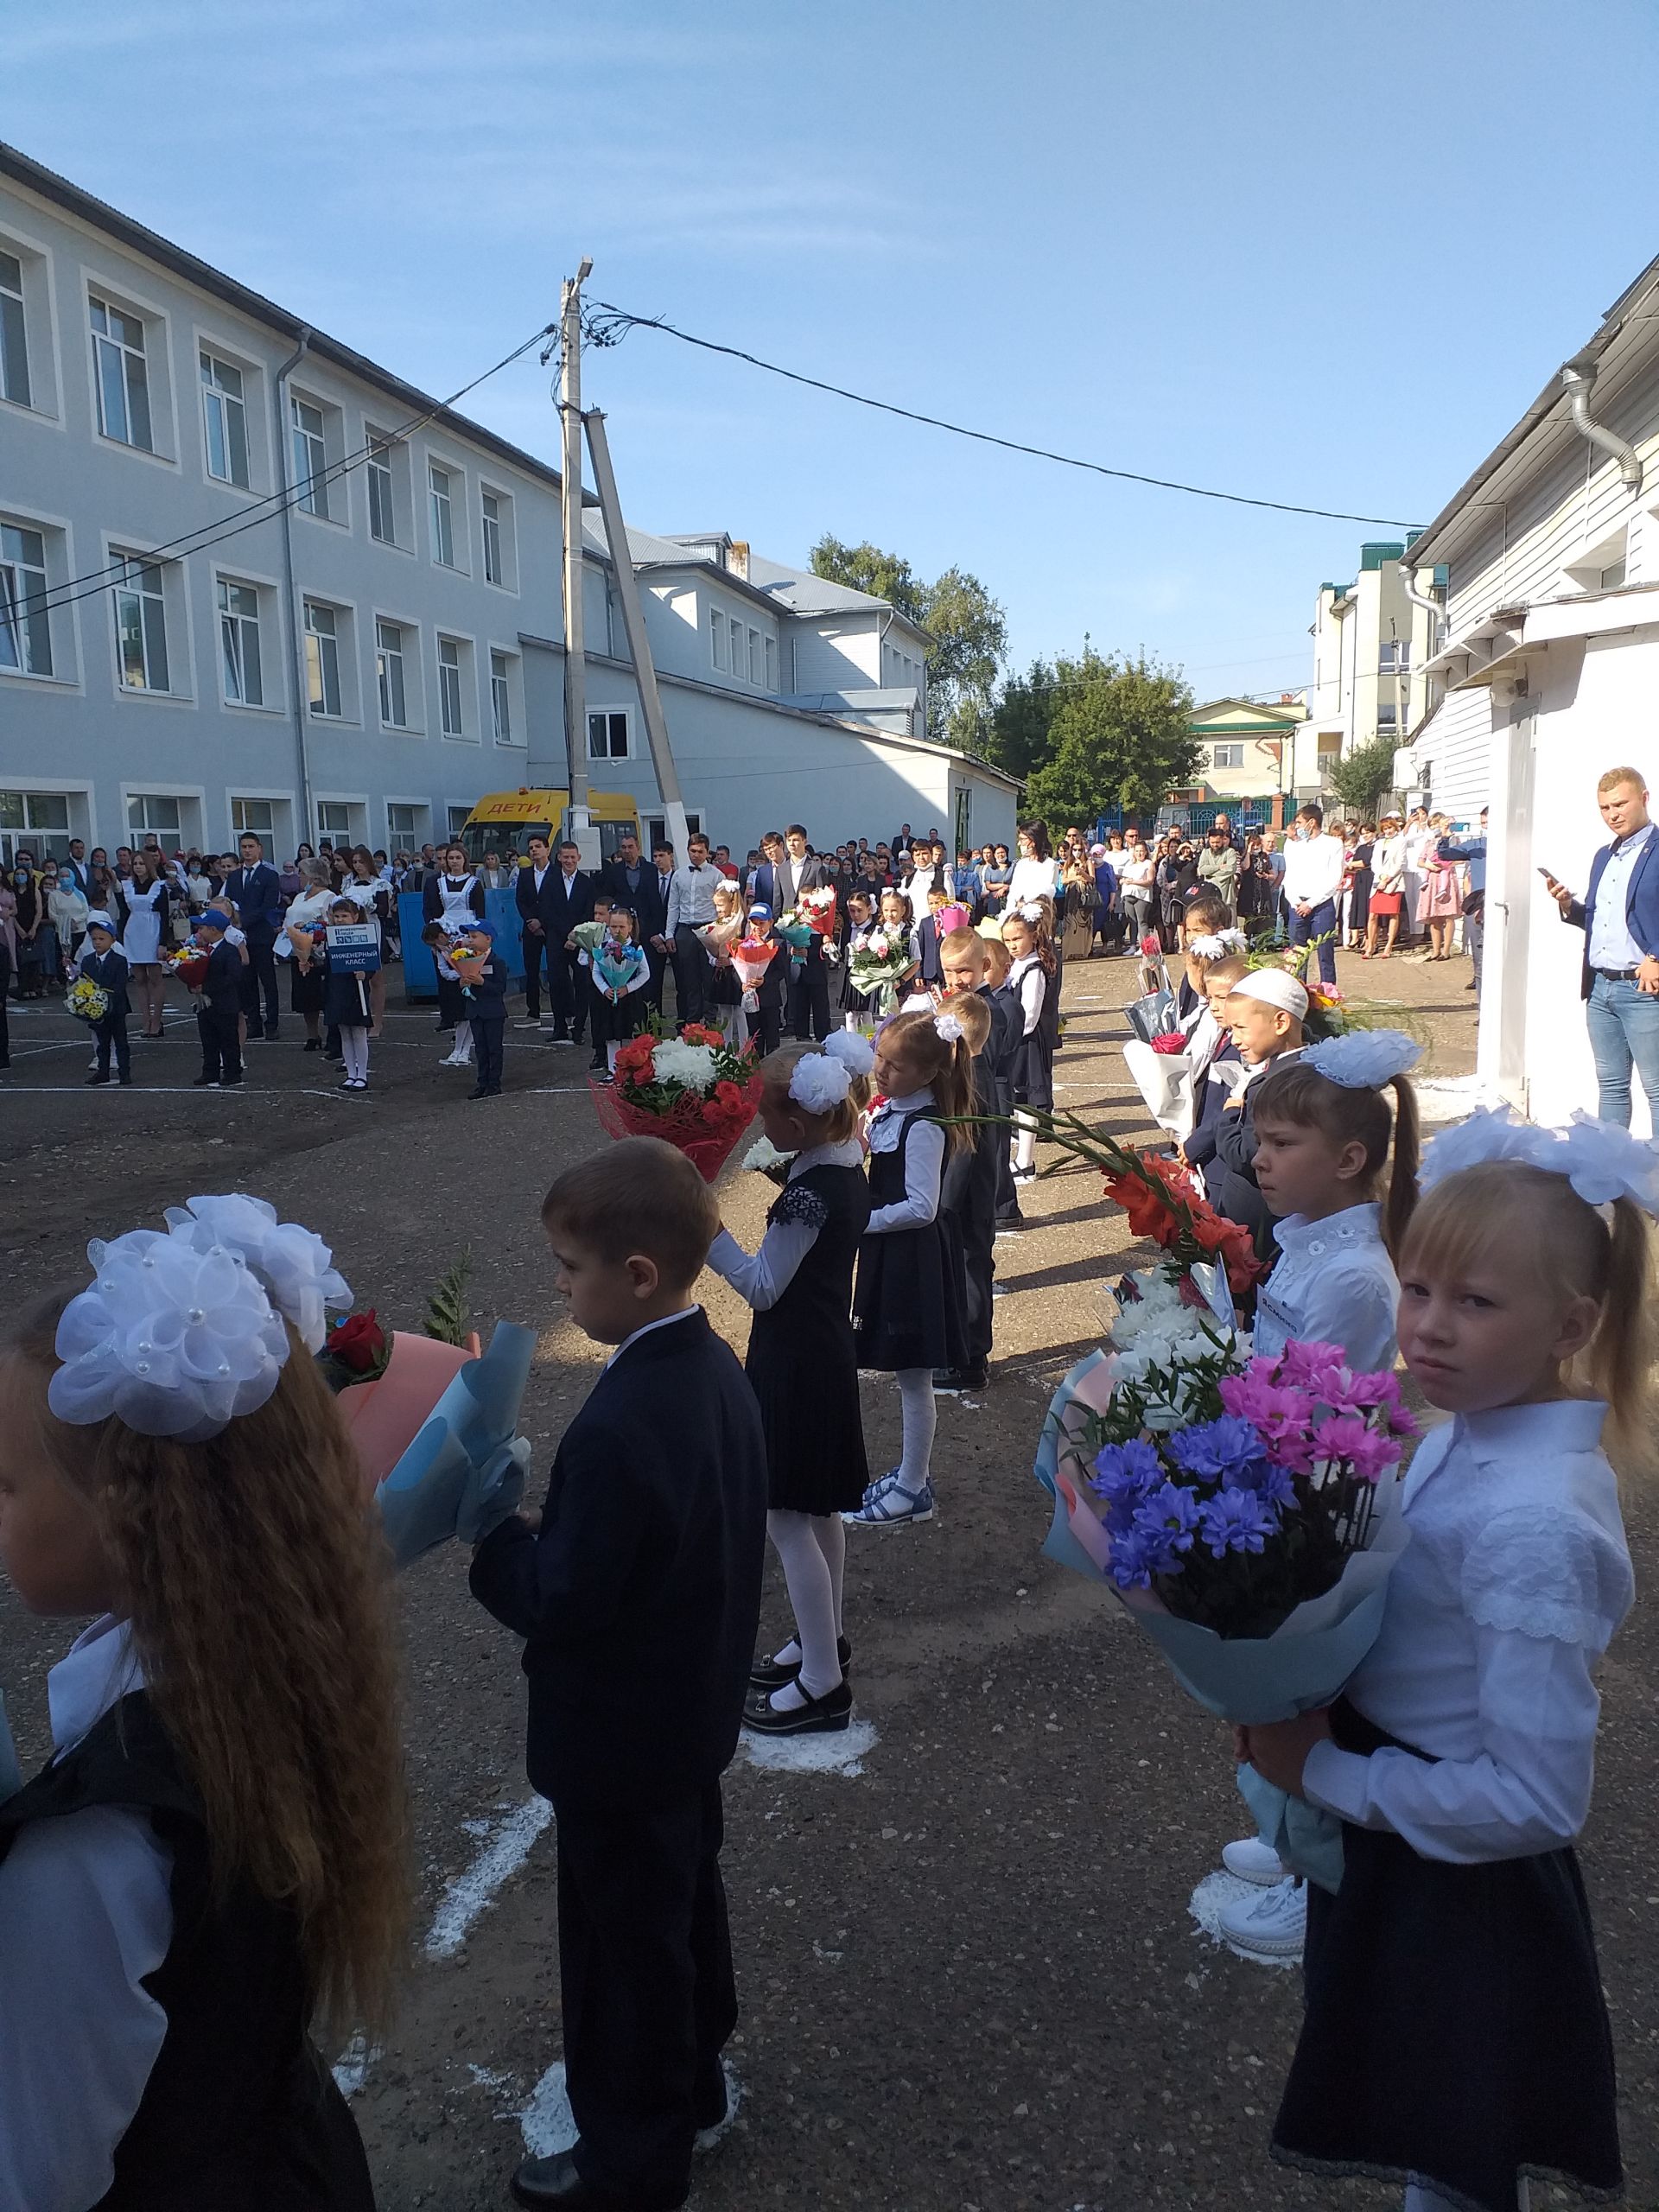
[224,831,284,1040]
[751,824,833,1040]
[1546,766,1659,1127]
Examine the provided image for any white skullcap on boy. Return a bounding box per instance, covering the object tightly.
[1228,969,1309,1020]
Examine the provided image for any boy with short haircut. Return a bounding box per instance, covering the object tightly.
[191,909,245,1090]
[77,912,132,1088]
[1208,969,1307,1260]
[935,988,999,1393]
[454,919,508,1100]
[471,1140,768,2212]
[979,934,1025,1225]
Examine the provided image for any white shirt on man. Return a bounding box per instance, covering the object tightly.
[666,862,721,934]
[1279,830,1345,910]
[1586,822,1655,971]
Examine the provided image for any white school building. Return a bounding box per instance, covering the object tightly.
[0,141,1019,872]
[1402,251,1659,1130]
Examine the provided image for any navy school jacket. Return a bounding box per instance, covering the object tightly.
[469,1310,768,1811]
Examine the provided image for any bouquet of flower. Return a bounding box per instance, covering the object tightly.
[67,975,110,1025]
[594,938,648,999]
[731,934,779,995]
[594,1020,762,1180]
[772,908,817,951]
[798,886,839,939]
[164,944,210,990]
[567,918,609,955]
[1035,1337,1418,1890]
[744,1134,797,1186]
[936,901,970,937]
[848,931,917,1017]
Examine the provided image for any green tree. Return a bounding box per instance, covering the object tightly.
[1324,733,1400,818]
[1023,650,1198,824]
[810,534,1007,751]
[985,656,1058,780]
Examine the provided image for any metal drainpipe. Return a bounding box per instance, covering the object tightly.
[273,327,314,843]
[1561,361,1643,493]
[1399,557,1445,733]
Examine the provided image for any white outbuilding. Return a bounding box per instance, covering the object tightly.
[1402,252,1659,1129]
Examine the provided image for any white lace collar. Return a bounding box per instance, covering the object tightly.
[789,1137,865,1179]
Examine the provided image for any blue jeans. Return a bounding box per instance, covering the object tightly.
[1586,971,1659,1128]
[1287,899,1338,985]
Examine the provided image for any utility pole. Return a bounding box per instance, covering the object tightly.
[583,409,690,861]
[559,257,598,866]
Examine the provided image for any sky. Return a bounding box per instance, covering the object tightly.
[5,0,1658,708]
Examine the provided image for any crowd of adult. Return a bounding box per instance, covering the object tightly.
[0,803,1489,1077]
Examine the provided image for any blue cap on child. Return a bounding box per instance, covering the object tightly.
[748,903,772,920]
[466,919,498,940]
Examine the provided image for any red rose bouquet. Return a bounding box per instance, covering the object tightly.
[591,1020,762,1181]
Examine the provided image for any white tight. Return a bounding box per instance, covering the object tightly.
[765,1511,846,1696]
[1013,1109,1037,1173]
[896,1367,937,1491]
[452,1020,474,1063]
[340,1028,369,1082]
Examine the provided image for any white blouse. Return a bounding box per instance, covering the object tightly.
[706,1137,865,1310]
[865,1090,944,1232]
[1007,950,1046,1037]
[1007,855,1061,908]
[1304,1399,1634,1865]
[0,1618,173,2211]
[1252,1202,1398,1374]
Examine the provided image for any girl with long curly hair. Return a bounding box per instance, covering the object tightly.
[0,1198,406,2210]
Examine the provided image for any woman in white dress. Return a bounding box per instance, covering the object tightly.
[1007,821,1062,911]
[120,855,170,1039]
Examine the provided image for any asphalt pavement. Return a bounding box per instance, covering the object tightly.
[1,944,1653,2212]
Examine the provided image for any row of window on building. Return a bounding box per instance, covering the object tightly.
[1,245,522,582]
[0,785,480,872]
[0,518,524,744]
[707,605,779,693]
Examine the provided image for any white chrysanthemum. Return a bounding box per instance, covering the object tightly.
[744,1136,793,1172]
[50,1229,290,1440]
[789,1054,854,1113]
[651,1039,720,1093]
[1301,1027,1423,1090]
[163,1193,351,1352]
[823,1030,875,1078]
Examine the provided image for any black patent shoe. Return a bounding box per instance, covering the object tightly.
[750,1633,851,1690]
[743,1676,853,1735]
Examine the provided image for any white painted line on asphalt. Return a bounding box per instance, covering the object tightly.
[738,1719,878,1777]
[519,2058,742,2157]
[332,2032,384,2097]
[424,1795,555,1961]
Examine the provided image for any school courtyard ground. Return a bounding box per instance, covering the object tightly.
[3,946,1656,2212]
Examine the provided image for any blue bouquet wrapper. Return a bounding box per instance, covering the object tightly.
[1033,1352,1410,1892]
[375,1320,536,1569]
[773,919,814,951]
[0,1693,22,1802]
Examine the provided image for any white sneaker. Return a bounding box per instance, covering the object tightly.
[1221,1834,1289,1886]
[1218,1875,1306,1958]
[438,1052,466,1068]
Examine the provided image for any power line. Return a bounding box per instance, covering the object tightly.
[585,302,1423,531]
[19,322,556,626]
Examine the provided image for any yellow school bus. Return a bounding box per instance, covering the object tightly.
[460,788,640,867]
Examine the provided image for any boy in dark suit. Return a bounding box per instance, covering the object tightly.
[454,920,508,1099]
[191,911,245,1089]
[980,934,1025,1226]
[78,912,132,1086]
[471,1140,768,2212]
